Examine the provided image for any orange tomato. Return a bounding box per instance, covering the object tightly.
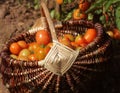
[44,46,51,55]
[35,47,46,60]
[28,42,40,53]
[84,28,97,43]
[56,0,63,5]
[75,35,87,47]
[28,54,38,61]
[9,42,22,55]
[73,9,87,20]
[64,34,74,42]
[17,40,28,49]
[35,30,51,45]
[47,42,53,48]
[71,42,79,49]
[59,36,73,48]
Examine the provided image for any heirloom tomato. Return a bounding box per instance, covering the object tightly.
[35,30,51,45]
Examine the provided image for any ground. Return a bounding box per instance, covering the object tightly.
[0,0,120,93]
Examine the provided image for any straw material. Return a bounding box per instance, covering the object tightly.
[0,19,112,93]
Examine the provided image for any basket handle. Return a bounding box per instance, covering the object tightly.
[41,1,58,42]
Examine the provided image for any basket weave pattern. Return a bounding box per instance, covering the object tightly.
[0,20,112,93]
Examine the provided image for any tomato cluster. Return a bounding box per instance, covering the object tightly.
[9,28,97,61]
[58,28,97,50]
[9,30,52,61]
[73,0,90,20]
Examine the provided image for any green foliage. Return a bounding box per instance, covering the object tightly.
[18,0,40,10]
[86,0,105,13]
[17,0,120,31]
[63,0,73,3]
[86,0,120,31]
[115,6,120,30]
[33,0,40,10]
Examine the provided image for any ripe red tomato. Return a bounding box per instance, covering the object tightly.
[79,1,90,11]
[35,30,51,45]
[9,42,22,55]
[75,35,87,47]
[84,28,97,43]
[113,28,120,40]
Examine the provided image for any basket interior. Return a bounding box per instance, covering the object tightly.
[4,20,95,61]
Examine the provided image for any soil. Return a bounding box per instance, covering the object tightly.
[0,0,41,93]
[0,0,120,93]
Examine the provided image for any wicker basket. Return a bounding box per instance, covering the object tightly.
[0,19,112,93]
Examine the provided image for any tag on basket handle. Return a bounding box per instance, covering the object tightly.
[40,1,79,76]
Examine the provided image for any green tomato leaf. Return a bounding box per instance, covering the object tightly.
[113,0,120,4]
[68,0,73,3]
[34,0,40,6]
[34,4,39,10]
[100,15,106,24]
[94,9,102,14]
[64,11,73,21]
[115,6,120,18]
[115,6,120,30]
[116,21,120,31]
[50,9,55,19]
[55,11,61,20]
[86,0,105,13]
[88,13,93,20]
[103,0,113,13]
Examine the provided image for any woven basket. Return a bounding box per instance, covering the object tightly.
[0,19,112,93]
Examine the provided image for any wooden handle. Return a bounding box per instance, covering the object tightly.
[41,1,58,41]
